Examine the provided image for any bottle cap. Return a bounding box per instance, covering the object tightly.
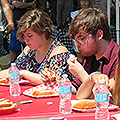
[11,63,16,66]
[99,79,105,84]
[62,74,68,78]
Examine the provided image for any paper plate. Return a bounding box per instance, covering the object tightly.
[71,99,119,112]
[0,79,29,86]
[23,81,59,98]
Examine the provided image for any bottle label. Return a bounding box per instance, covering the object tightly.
[9,73,19,80]
[59,86,72,94]
[95,93,109,102]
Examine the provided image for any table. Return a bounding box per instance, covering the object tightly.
[0,83,119,120]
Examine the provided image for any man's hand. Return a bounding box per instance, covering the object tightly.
[4,22,14,35]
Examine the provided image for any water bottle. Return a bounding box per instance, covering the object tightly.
[9,63,21,96]
[59,74,72,114]
[95,79,109,120]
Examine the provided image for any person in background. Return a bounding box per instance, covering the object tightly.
[52,0,75,55]
[93,0,116,27]
[57,0,73,27]
[50,0,57,26]
[0,9,75,88]
[0,0,14,70]
[8,0,37,63]
[67,8,120,93]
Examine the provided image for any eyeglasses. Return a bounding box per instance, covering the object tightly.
[73,32,91,43]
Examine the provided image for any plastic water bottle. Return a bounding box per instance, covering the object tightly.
[95,79,109,120]
[59,74,72,114]
[9,63,21,96]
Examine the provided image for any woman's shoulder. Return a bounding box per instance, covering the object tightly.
[49,40,69,59]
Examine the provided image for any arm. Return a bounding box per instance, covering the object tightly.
[76,77,95,99]
[1,0,14,34]
[12,0,36,9]
[76,73,114,99]
[20,70,46,85]
[0,69,9,78]
[57,5,63,26]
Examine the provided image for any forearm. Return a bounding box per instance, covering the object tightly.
[68,59,89,82]
[57,12,61,26]
[1,0,13,25]
[20,70,44,85]
[12,1,34,9]
[76,77,95,99]
[57,5,62,26]
[75,66,89,82]
[0,69,9,78]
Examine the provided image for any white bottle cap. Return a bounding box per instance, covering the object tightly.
[99,79,105,84]
[62,74,68,78]
[11,63,16,66]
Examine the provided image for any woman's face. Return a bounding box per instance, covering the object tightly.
[80,0,90,9]
[23,28,45,50]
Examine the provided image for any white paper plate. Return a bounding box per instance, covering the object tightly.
[23,81,59,98]
[0,79,29,86]
[71,99,119,112]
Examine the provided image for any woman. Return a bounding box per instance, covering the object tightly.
[0,9,74,85]
[79,0,92,10]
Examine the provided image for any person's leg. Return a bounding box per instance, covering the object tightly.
[0,54,11,70]
[0,31,10,69]
[9,50,21,63]
[9,27,21,63]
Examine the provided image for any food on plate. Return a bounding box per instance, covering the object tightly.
[73,100,96,110]
[32,90,56,96]
[0,78,7,84]
[44,68,56,81]
[0,78,29,85]
[0,98,15,110]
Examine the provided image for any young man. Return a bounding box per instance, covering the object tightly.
[67,8,120,91]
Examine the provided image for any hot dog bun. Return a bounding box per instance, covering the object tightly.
[0,98,15,110]
[73,100,96,110]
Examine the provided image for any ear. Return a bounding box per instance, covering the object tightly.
[96,29,103,41]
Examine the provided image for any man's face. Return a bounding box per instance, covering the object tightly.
[73,31,99,57]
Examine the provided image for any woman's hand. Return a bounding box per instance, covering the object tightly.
[41,68,56,83]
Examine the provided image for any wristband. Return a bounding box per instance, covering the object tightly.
[89,71,101,82]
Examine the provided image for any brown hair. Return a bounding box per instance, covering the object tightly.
[113,48,120,106]
[17,9,53,42]
[69,8,111,41]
